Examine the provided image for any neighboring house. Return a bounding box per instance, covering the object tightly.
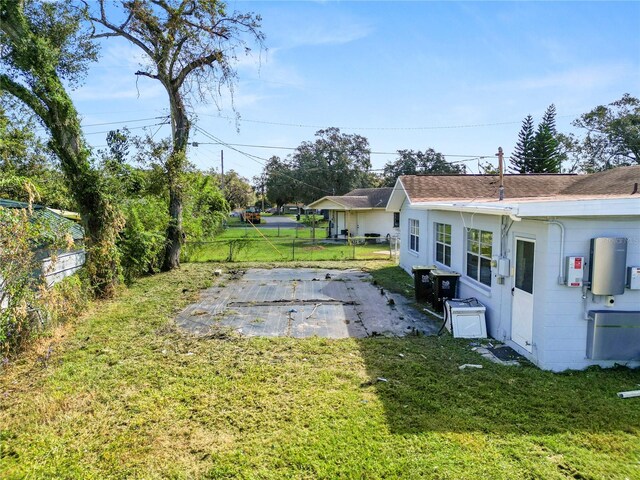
[387,167,640,371]
[0,199,86,292]
[307,188,399,240]
[281,204,301,214]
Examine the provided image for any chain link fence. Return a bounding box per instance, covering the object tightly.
[183,232,400,263]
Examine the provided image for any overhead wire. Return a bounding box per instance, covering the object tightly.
[84,120,170,136]
[189,140,493,159]
[199,112,579,131]
[193,125,335,195]
[81,116,169,128]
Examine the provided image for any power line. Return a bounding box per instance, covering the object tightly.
[193,125,334,195]
[84,121,170,136]
[81,116,168,128]
[190,140,494,159]
[201,113,579,131]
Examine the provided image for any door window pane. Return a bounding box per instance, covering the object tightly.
[515,240,535,294]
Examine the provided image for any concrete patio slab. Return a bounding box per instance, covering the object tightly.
[175,268,440,338]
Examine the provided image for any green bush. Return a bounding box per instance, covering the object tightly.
[0,206,85,359]
[183,175,229,241]
[118,197,169,284]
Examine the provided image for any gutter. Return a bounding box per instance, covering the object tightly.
[412,202,522,222]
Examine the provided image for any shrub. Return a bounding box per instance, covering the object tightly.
[0,206,84,360]
[117,197,169,284]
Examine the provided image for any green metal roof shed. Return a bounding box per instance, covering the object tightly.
[0,198,84,242]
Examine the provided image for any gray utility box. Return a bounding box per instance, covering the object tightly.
[589,237,627,295]
[587,310,640,360]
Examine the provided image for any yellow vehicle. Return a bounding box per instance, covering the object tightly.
[241,207,261,224]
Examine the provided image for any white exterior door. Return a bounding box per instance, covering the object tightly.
[512,238,535,352]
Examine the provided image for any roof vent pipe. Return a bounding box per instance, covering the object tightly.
[632,182,638,195]
[496,147,505,201]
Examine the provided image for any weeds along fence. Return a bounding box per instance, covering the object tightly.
[183,232,400,263]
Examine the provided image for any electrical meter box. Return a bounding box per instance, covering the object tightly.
[565,256,585,287]
[497,257,510,277]
[628,267,640,290]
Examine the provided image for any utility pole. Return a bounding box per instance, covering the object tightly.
[221,149,225,192]
[496,146,504,201]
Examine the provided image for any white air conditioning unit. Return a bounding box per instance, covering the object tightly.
[444,298,487,339]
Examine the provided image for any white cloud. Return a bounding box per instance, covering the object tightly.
[287,21,372,47]
[271,9,373,48]
[486,63,637,92]
[234,47,306,90]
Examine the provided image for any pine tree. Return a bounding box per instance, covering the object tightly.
[541,103,557,135]
[531,104,561,173]
[510,115,535,173]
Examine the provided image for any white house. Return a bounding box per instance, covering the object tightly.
[387,166,640,371]
[307,188,399,240]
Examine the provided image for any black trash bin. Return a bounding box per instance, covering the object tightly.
[429,269,461,312]
[364,233,381,244]
[412,265,437,302]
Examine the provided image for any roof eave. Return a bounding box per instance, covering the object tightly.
[386,178,411,211]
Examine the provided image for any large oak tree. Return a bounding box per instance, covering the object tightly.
[87,0,264,270]
[573,93,640,172]
[0,0,122,297]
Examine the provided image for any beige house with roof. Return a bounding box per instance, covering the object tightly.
[387,166,640,371]
[307,188,399,240]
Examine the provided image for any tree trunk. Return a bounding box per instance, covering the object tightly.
[48,108,122,297]
[163,181,183,271]
[162,86,190,271]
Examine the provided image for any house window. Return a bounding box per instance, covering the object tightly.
[435,223,451,266]
[393,212,400,228]
[409,219,419,253]
[466,228,492,286]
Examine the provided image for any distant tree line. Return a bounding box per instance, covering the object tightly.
[261,128,465,210]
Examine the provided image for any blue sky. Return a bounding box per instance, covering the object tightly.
[73,1,640,180]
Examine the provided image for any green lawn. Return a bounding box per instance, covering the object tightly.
[1,262,639,479]
[184,229,394,262]
[219,225,312,238]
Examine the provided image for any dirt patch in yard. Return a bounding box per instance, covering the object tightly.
[175,268,439,338]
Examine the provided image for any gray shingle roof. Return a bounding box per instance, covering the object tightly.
[309,188,393,209]
[399,165,640,202]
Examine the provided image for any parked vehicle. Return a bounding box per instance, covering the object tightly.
[240,207,261,224]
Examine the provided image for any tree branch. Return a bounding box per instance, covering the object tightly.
[135,70,160,81]
[169,35,190,75]
[0,75,50,126]
[174,51,223,88]
[89,0,155,60]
